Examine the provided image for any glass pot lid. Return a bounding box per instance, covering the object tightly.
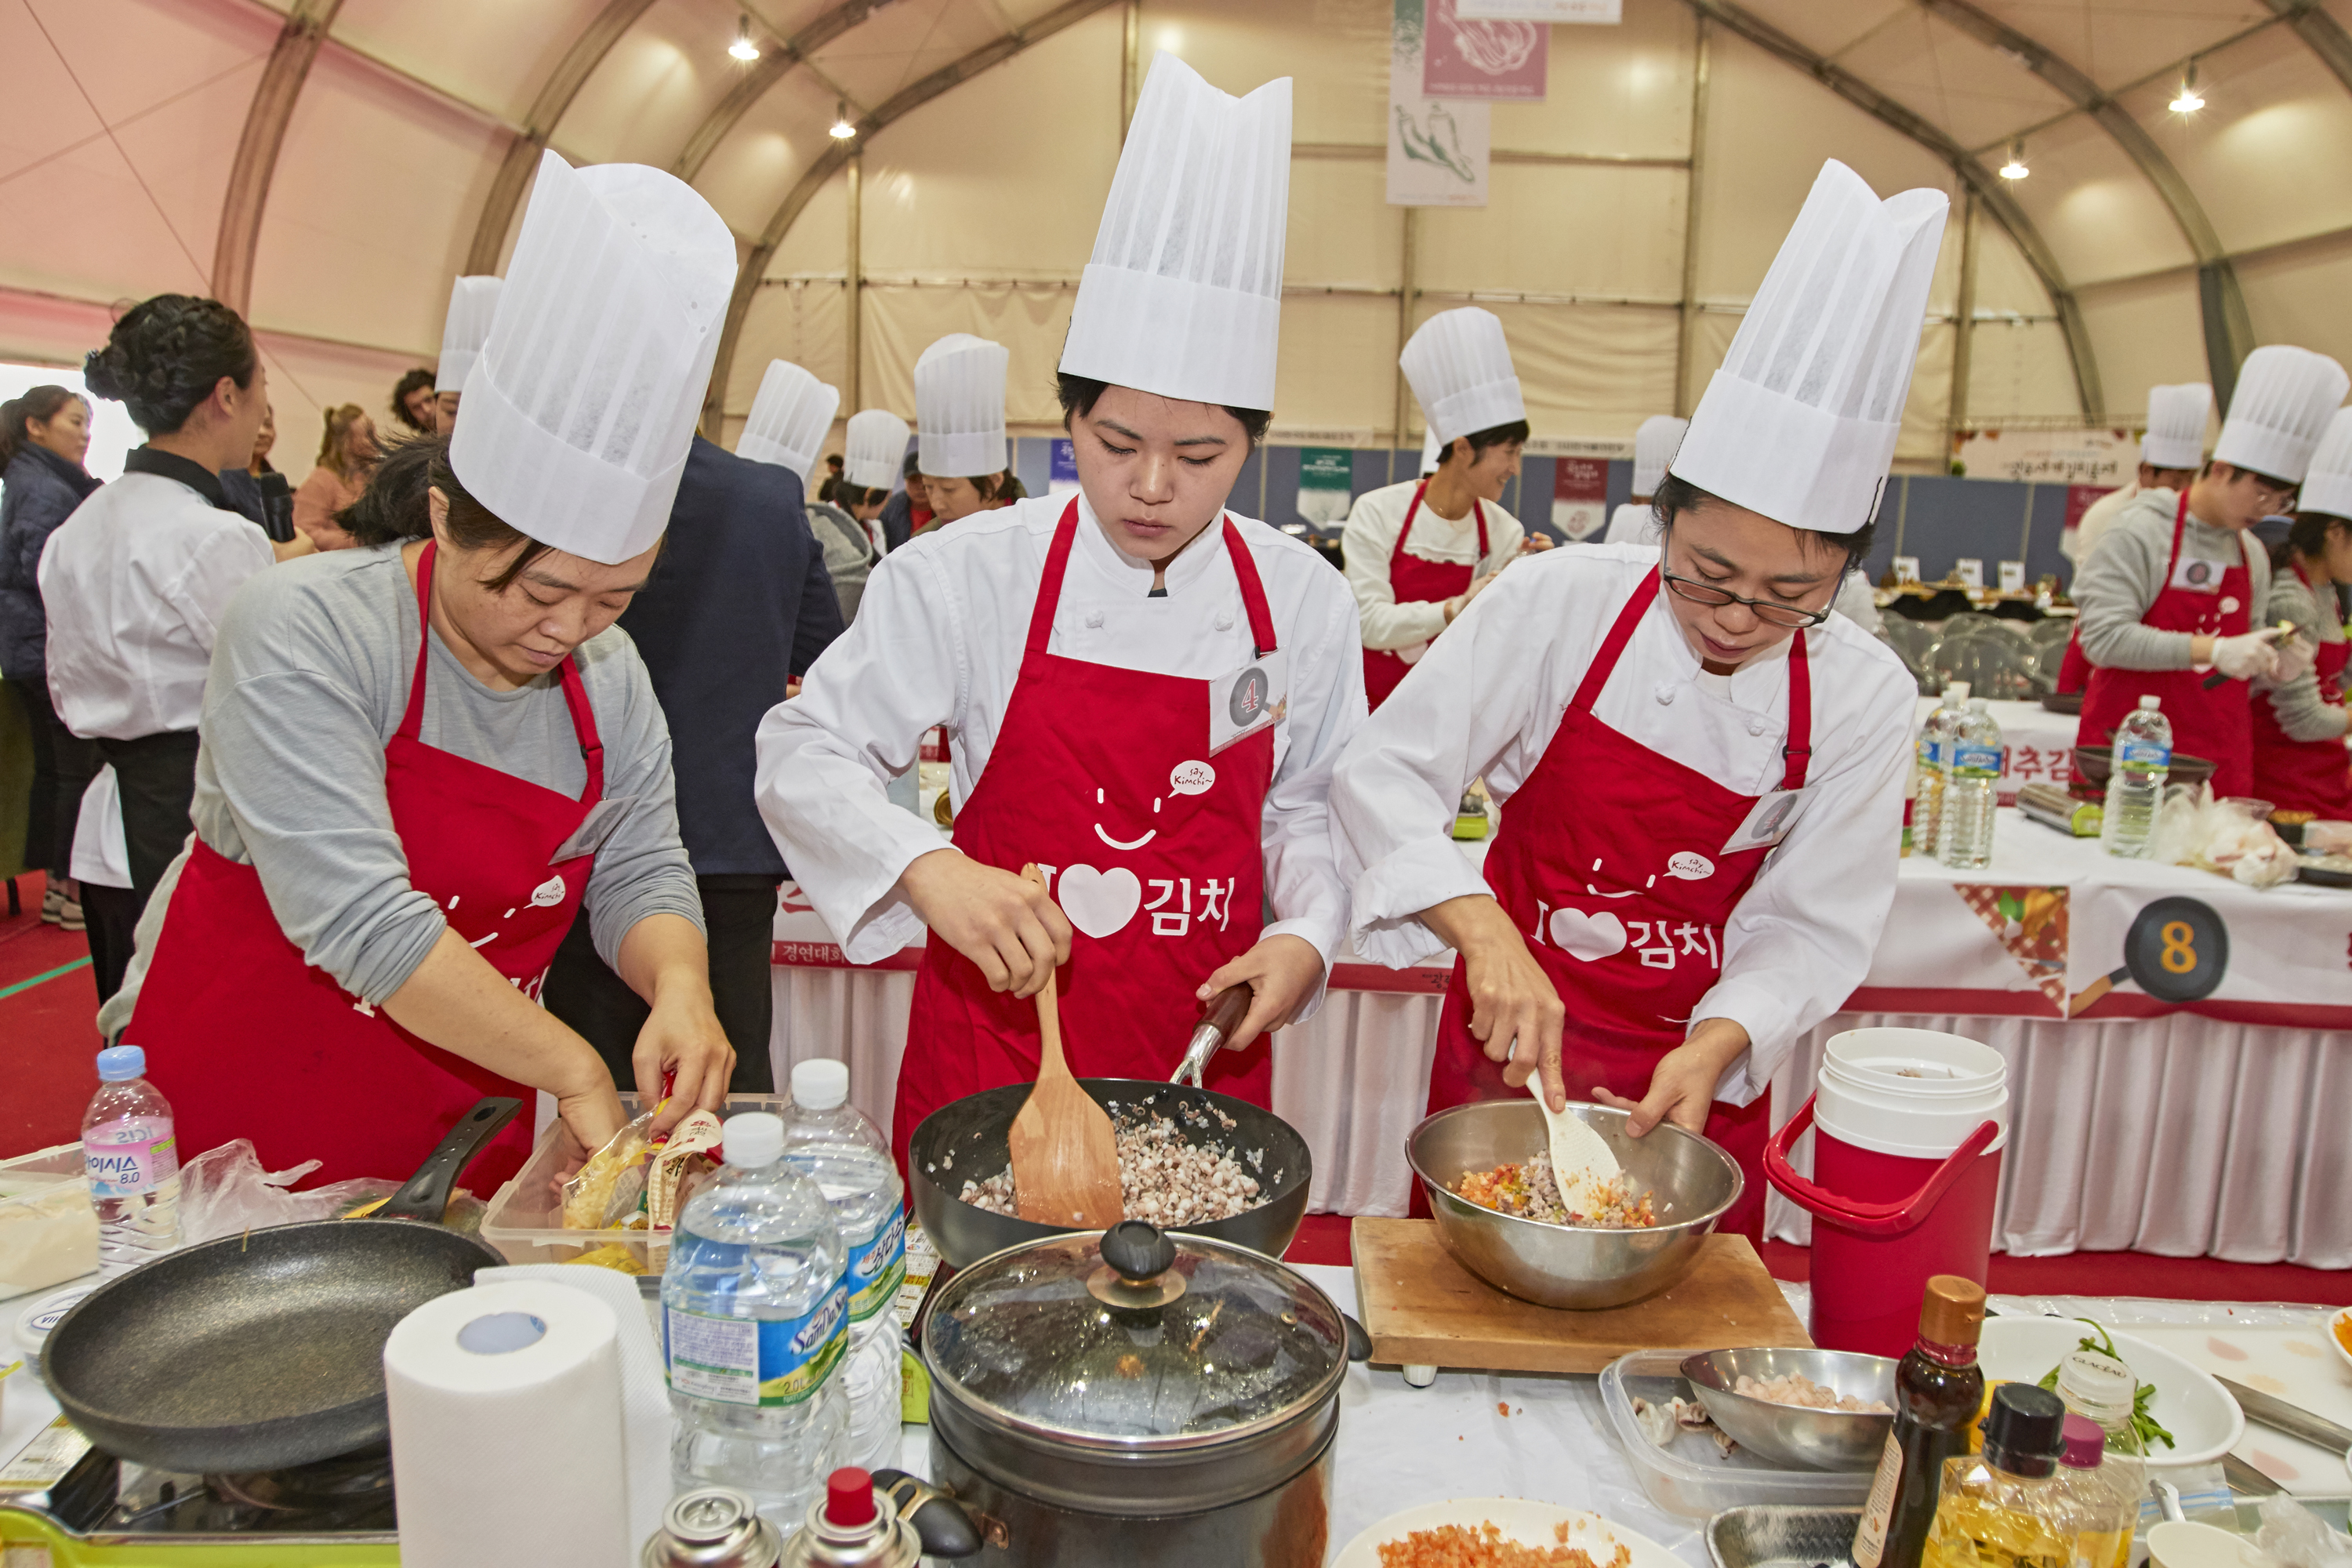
[923,1221,1348,1449]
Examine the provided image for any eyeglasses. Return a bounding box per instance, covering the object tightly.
[1658,563,1835,630]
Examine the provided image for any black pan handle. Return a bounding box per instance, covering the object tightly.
[872,1469,983,1558]
[378,1098,523,1222]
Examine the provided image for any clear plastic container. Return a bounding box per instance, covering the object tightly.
[1937,699,2003,870]
[2100,696,2171,860]
[1598,1349,1876,1519]
[83,1045,181,1278]
[0,1142,100,1304]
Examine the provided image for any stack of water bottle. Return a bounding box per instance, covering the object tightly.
[1912,681,2005,869]
[662,1059,908,1530]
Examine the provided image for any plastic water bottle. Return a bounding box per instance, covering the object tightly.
[664,1112,850,1528]
[83,1045,181,1278]
[781,1060,906,1476]
[1911,681,1969,858]
[1936,699,2003,870]
[2098,695,2171,859]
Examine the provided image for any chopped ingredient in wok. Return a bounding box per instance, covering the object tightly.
[1454,1151,1657,1229]
[1735,1371,1891,1414]
[1377,1521,1634,1568]
[958,1106,1266,1225]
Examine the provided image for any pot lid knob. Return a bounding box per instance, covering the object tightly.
[1100,1221,1177,1283]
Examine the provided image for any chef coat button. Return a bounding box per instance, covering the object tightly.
[1747,716,1766,735]
[1216,612,1236,631]
[1653,683,1675,705]
[1084,610,1105,629]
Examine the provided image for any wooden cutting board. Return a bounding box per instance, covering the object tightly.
[1352,1218,1810,1374]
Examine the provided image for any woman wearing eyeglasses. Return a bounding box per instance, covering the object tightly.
[1327,162,1939,1247]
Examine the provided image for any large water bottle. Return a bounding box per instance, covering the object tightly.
[83,1045,182,1278]
[1911,681,1969,858]
[781,1060,906,1475]
[2098,695,2171,859]
[1936,698,2004,870]
[664,1112,851,1528]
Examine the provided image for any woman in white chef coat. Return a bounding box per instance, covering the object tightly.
[430,275,499,435]
[1343,308,1535,711]
[1601,416,1687,545]
[1330,162,1937,1247]
[757,54,1365,1170]
[910,336,1017,532]
[837,410,912,559]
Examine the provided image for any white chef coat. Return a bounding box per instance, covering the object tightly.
[1341,479,1524,655]
[755,492,1367,989]
[1602,500,1656,546]
[38,470,274,739]
[1328,542,1915,1105]
[70,764,132,889]
[2064,481,2145,567]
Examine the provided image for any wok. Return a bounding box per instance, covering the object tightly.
[43,1098,519,1474]
[908,1079,1309,1269]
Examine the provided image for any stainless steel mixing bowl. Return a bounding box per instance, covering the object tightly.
[1405,1099,1741,1310]
[1679,1347,1899,1471]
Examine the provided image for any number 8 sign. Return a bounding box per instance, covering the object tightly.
[2067,895,2230,1016]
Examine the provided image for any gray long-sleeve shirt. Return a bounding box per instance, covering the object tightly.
[100,543,702,1036]
[2074,488,2271,670]
[2264,567,2351,742]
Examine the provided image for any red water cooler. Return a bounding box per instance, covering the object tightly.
[1764,1029,2007,1357]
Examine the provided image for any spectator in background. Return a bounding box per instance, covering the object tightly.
[817,451,844,504]
[292,403,378,551]
[0,385,102,931]
[390,367,437,436]
[218,401,295,543]
[877,448,926,553]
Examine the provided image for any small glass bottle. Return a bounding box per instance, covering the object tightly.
[2053,1353,2144,1568]
[1925,1383,2074,1568]
[2055,1415,2132,1568]
[1854,1276,1990,1568]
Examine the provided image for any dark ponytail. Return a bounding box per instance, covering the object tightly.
[332,432,558,592]
[82,294,257,438]
[0,385,82,467]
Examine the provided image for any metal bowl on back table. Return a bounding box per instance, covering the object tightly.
[1680,1347,1898,1471]
[1406,1100,1741,1310]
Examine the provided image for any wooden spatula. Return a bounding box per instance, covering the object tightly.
[1007,865,1125,1228]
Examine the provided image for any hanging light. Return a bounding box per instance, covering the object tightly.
[2170,62,2205,114]
[1998,140,2029,180]
[829,100,858,139]
[728,16,760,60]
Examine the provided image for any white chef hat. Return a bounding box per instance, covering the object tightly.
[844,409,910,491]
[451,151,737,564]
[1631,416,1689,498]
[735,361,839,484]
[1058,52,1291,412]
[915,334,1008,479]
[1671,160,1947,535]
[1401,308,1524,449]
[2212,346,2350,485]
[2296,407,2352,521]
[2138,383,2211,472]
[1419,425,1442,476]
[434,277,502,394]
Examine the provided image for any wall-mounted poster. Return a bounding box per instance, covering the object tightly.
[1390,0,1490,206]
[1457,0,1618,19]
[1953,427,2132,486]
[1297,448,1355,526]
[1048,439,1078,496]
[1552,456,1608,540]
[1423,0,1548,100]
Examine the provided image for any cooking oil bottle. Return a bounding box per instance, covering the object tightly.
[1924,1383,2075,1568]
[1854,1276,1988,1568]
[2055,1415,2134,1568]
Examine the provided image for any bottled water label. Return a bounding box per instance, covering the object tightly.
[846,1207,907,1323]
[1949,742,2003,777]
[2119,741,2171,768]
[665,1283,848,1408]
[84,1117,177,1199]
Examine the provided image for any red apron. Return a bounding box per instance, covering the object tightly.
[2250,560,2352,816]
[1364,480,1487,710]
[2077,492,2256,798]
[1424,568,1810,1250]
[897,499,1282,1172]
[127,541,605,1191]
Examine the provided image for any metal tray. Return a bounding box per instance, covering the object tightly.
[1705,1506,1860,1568]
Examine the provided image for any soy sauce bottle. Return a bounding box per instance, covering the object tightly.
[1853,1275,1988,1568]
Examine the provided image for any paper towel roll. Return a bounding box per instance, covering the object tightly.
[386,1279,633,1568]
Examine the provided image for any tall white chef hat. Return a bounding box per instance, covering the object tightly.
[844,409,910,491]
[1631,416,1689,498]
[2296,407,2352,521]
[1671,161,1947,535]
[2138,383,2211,472]
[1419,425,1442,476]
[451,151,737,564]
[1058,52,1291,412]
[1402,308,1525,449]
[2212,346,2350,485]
[915,334,1008,479]
[434,276,502,394]
[735,360,839,483]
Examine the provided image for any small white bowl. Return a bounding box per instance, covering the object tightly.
[2147,1522,2260,1568]
[2328,1307,2352,1379]
[1977,1316,2244,1470]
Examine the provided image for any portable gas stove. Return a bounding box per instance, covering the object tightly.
[0,1419,401,1565]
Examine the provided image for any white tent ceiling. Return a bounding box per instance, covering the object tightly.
[6,0,2351,483]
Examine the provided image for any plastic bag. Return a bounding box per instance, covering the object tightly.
[2147,784,2299,888]
[2253,1495,2352,1568]
[562,1111,657,1230]
[177,1139,485,1243]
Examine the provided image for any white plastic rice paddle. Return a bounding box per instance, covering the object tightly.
[1528,1079,1621,1212]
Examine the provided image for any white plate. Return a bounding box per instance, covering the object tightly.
[1978,1316,2245,1469]
[1330,1500,1682,1568]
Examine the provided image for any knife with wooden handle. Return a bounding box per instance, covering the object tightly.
[2218,1376,2352,1454]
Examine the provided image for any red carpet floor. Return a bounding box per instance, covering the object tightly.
[1,872,104,1158]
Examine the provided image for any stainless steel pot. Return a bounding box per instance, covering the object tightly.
[910,1221,1367,1566]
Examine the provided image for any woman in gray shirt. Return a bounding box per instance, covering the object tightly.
[2252,509,2352,816]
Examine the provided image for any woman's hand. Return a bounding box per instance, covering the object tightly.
[1421,894,1566,1108]
[1196,935,1325,1052]
[553,1058,630,1168]
[613,913,736,1134]
[898,848,1072,996]
[1518,533,1554,554]
[1591,1018,1750,1137]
